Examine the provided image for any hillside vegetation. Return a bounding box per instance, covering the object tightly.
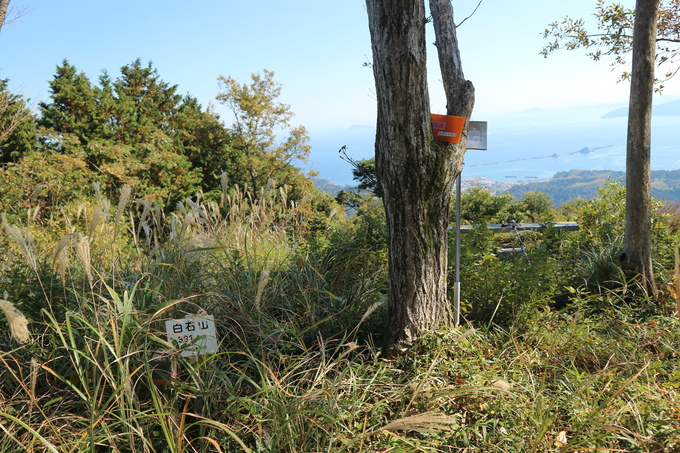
[1,175,680,451]
[507,169,680,205]
[1,62,680,452]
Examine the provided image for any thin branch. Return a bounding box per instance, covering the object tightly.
[564,32,680,44]
[456,0,483,28]
[0,1,28,32]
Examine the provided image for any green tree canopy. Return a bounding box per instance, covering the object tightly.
[37,59,234,205]
[0,79,37,163]
[542,0,680,89]
[216,70,312,196]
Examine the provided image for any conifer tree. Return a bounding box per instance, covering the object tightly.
[38,60,227,205]
[39,60,101,145]
[0,79,36,163]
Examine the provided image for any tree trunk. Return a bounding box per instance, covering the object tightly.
[365,0,474,355]
[622,0,659,296]
[0,0,11,31]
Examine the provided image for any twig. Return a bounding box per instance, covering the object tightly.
[457,0,483,28]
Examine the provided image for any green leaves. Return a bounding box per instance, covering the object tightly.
[216,70,312,196]
[36,60,221,206]
[0,79,37,163]
[542,0,680,88]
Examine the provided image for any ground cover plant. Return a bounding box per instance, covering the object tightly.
[1,180,679,452]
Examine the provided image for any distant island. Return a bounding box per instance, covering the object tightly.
[602,99,680,118]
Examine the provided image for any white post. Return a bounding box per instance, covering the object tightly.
[454,173,461,326]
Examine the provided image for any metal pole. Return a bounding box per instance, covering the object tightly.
[454,173,461,326]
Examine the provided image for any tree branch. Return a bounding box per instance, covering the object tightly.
[456,0,483,28]
[428,0,475,118]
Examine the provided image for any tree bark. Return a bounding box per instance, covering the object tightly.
[429,0,475,119]
[365,0,474,354]
[622,0,659,296]
[0,0,11,32]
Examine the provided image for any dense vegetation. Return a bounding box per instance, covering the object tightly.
[1,62,680,451]
[0,60,333,219]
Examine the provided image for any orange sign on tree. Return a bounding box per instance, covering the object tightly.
[430,114,465,143]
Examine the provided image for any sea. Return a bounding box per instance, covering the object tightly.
[304,100,680,187]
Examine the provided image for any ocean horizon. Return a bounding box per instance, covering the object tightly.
[304,99,680,187]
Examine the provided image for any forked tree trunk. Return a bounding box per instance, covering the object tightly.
[365,0,474,354]
[622,0,659,296]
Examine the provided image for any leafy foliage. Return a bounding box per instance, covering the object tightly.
[216,69,313,196]
[0,78,37,163]
[1,173,680,451]
[542,0,680,88]
[506,169,680,206]
[0,60,332,234]
[2,49,680,452]
[458,187,554,224]
[36,60,212,205]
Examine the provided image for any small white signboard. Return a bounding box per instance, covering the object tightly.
[165,314,218,357]
[467,121,488,150]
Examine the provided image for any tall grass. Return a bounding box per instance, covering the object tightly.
[1,181,679,451]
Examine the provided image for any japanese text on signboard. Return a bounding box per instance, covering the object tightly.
[165,315,217,356]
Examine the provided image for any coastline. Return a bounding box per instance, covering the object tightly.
[461,176,551,194]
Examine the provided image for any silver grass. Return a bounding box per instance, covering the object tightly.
[88,208,107,240]
[2,213,38,272]
[220,172,229,207]
[187,198,210,226]
[279,186,288,208]
[29,183,43,205]
[76,203,86,224]
[114,184,131,240]
[141,222,153,248]
[30,357,39,405]
[53,232,84,282]
[353,299,385,333]
[53,233,83,261]
[169,214,179,244]
[0,299,31,343]
[27,205,40,224]
[183,232,215,265]
[54,249,70,282]
[254,268,270,311]
[75,234,93,288]
[179,211,197,239]
[92,181,102,207]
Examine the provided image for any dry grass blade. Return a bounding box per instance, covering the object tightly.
[349,299,385,336]
[220,172,229,207]
[88,208,107,240]
[53,232,83,281]
[0,299,31,343]
[254,268,270,311]
[2,213,37,272]
[53,233,83,263]
[379,413,458,434]
[29,183,43,206]
[114,184,131,240]
[75,234,93,288]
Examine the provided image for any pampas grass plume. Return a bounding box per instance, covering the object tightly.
[0,299,31,343]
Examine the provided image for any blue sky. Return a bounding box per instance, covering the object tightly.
[2,0,679,184]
